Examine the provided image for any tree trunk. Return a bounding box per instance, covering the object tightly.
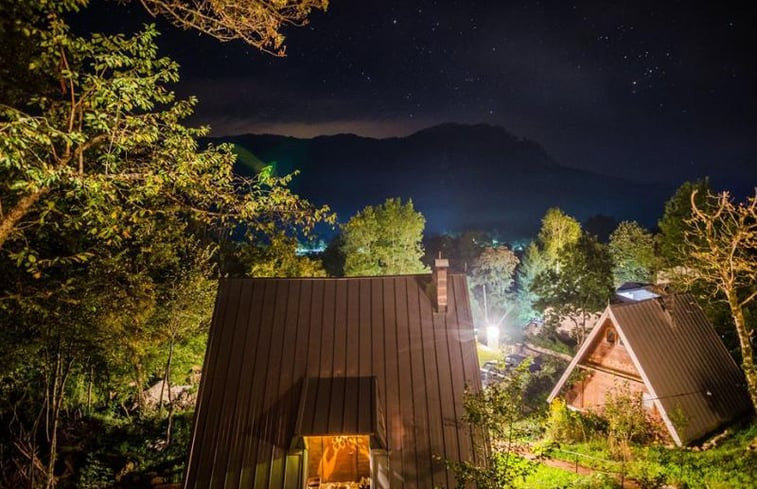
[45,348,68,489]
[133,362,145,411]
[727,292,757,413]
[0,187,48,250]
[86,364,93,415]
[165,336,175,445]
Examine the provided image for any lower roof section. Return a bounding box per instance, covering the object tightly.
[294,376,386,449]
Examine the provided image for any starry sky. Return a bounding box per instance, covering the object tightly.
[81,0,756,187]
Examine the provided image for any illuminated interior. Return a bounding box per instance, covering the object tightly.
[305,435,371,489]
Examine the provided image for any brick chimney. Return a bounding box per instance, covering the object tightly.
[434,257,449,312]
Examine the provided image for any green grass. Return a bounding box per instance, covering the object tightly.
[549,422,757,489]
[526,334,575,355]
[476,342,503,367]
[515,462,618,489]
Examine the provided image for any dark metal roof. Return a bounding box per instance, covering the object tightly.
[610,294,751,444]
[184,274,483,489]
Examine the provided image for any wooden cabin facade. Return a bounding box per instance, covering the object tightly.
[548,294,751,446]
[183,260,483,489]
[560,318,655,416]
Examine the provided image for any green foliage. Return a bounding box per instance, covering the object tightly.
[657,178,712,268]
[538,208,582,267]
[0,0,329,255]
[681,189,757,412]
[73,410,195,489]
[516,242,548,323]
[469,246,520,333]
[516,208,581,327]
[544,399,607,445]
[341,198,427,276]
[546,399,585,443]
[241,232,327,277]
[515,464,618,489]
[608,221,657,286]
[548,423,757,489]
[532,234,614,344]
[446,363,537,489]
[422,230,492,272]
[522,357,568,412]
[602,384,659,459]
[0,2,331,486]
[655,182,747,356]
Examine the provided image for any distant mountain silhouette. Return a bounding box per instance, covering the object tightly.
[207,123,672,239]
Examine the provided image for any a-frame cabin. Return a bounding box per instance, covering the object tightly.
[183,259,484,489]
[548,294,751,445]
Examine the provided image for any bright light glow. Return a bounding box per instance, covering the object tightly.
[486,325,500,348]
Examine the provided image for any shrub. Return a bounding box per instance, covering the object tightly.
[602,384,660,458]
[546,399,581,442]
[545,399,606,443]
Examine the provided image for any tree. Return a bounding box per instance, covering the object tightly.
[242,232,326,277]
[657,179,740,352]
[445,363,535,489]
[151,245,216,445]
[603,383,658,459]
[0,10,327,254]
[657,178,712,268]
[469,246,519,333]
[683,189,757,412]
[341,198,427,276]
[533,234,614,345]
[516,208,580,325]
[0,2,331,485]
[538,208,581,267]
[516,242,548,324]
[136,0,328,55]
[455,230,490,272]
[609,221,657,286]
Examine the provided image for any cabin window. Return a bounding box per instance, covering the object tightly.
[606,329,616,344]
[305,436,372,489]
[605,328,624,346]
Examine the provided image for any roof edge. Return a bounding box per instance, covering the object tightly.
[546,308,611,403]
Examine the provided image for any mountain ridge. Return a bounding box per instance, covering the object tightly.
[204,123,672,239]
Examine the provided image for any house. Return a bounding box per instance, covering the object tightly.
[547,294,751,446]
[183,259,484,489]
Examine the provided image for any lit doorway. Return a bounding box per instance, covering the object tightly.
[304,435,371,488]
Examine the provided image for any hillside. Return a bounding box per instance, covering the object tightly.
[208,123,672,238]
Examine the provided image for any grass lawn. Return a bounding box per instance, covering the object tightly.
[514,459,619,489]
[549,422,757,489]
[476,342,503,367]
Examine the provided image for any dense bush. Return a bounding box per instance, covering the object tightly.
[545,399,607,444]
[72,411,194,489]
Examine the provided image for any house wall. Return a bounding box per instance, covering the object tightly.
[565,319,648,410]
[584,320,637,377]
[565,369,647,410]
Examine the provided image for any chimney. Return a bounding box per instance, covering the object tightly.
[434,256,449,312]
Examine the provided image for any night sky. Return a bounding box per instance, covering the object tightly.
[83,0,757,187]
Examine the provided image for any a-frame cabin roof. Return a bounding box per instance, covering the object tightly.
[548,294,751,445]
[184,274,483,489]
